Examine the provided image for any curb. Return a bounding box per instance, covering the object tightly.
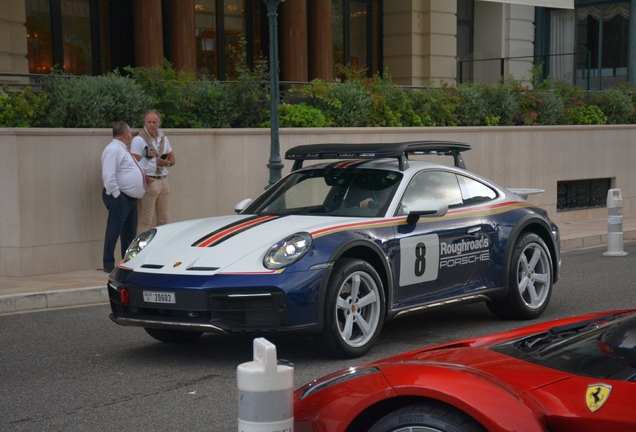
[0,286,108,315]
[560,229,636,252]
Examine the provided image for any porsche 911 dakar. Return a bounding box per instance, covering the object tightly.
[107,141,561,358]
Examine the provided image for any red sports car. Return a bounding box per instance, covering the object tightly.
[294,310,636,432]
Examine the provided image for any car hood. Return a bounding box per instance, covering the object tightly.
[120,214,381,275]
[377,346,569,394]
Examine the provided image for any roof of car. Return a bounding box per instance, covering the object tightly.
[286,141,471,171]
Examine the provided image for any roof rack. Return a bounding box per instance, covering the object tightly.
[285,141,471,171]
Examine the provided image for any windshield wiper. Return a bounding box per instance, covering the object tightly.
[518,314,617,350]
[548,314,616,335]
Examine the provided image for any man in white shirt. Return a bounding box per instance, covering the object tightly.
[131,110,176,236]
[101,122,147,273]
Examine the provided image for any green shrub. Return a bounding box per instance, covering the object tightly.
[226,39,270,128]
[42,71,151,128]
[536,91,564,125]
[0,86,50,127]
[587,87,634,124]
[562,104,607,125]
[125,60,197,128]
[456,83,487,126]
[227,72,269,128]
[484,81,519,126]
[317,81,371,127]
[262,103,332,127]
[189,80,235,128]
[516,92,539,125]
[364,71,410,126]
[407,86,459,127]
[400,108,426,127]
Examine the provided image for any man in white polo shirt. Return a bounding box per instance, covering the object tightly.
[101,122,147,273]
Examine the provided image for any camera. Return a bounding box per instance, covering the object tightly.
[143,146,152,158]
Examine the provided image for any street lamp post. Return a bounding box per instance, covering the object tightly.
[264,0,285,188]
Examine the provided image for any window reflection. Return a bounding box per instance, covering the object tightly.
[224,0,245,80]
[576,3,629,90]
[195,0,218,77]
[332,0,380,82]
[61,0,92,75]
[349,1,367,69]
[26,0,53,74]
[332,0,344,81]
[25,0,93,75]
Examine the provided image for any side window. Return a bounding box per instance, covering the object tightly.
[397,171,463,215]
[458,175,498,205]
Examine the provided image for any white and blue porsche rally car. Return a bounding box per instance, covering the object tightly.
[108,142,561,358]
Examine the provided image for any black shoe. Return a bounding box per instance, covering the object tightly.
[104,266,114,273]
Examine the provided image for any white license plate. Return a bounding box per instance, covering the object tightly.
[143,291,176,304]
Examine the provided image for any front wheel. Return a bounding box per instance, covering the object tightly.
[144,327,203,343]
[321,258,385,358]
[487,232,553,320]
[368,401,487,432]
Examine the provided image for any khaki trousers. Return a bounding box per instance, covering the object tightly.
[137,177,170,236]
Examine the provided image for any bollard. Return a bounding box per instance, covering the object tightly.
[603,189,628,257]
[237,338,294,432]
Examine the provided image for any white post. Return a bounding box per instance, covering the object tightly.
[237,338,294,432]
[604,189,628,257]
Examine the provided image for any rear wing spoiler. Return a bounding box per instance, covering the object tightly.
[285,141,471,172]
[509,188,545,201]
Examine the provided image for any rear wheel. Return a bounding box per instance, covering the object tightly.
[368,401,487,432]
[144,327,203,343]
[487,232,553,320]
[321,258,385,358]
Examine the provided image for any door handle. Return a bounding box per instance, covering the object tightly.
[467,227,482,235]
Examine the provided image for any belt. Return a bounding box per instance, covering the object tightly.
[147,175,167,179]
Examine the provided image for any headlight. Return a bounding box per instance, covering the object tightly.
[263,232,312,270]
[123,228,157,262]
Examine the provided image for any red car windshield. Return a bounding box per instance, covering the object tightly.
[492,314,636,381]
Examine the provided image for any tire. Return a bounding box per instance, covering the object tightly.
[144,327,204,343]
[487,232,553,320]
[368,401,487,432]
[321,258,385,358]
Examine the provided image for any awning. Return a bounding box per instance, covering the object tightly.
[478,0,574,9]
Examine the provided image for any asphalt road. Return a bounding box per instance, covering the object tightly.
[2,244,636,431]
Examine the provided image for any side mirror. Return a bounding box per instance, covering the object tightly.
[234,198,253,214]
[406,199,448,225]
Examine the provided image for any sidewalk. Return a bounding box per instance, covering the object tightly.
[1,216,635,315]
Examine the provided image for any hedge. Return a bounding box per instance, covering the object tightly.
[1,62,635,128]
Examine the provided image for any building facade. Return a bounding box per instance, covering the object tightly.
[1,0,634,88]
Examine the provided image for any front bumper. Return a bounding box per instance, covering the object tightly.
[107,267,327,333]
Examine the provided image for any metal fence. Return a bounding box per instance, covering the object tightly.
[0,72,52,92]
[458,52,593,90]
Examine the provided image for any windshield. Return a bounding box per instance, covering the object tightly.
[492,313,636,380]
[244,167,402,217]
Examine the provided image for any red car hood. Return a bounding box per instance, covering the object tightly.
[377,346,569,393]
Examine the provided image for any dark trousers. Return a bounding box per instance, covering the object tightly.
[102,188,138,269]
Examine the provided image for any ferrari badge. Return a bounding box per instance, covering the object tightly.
[586,383,612,413]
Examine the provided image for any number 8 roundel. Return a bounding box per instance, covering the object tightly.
[399,234,440,286]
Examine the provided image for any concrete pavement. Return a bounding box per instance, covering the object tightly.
[1,216,635,315]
